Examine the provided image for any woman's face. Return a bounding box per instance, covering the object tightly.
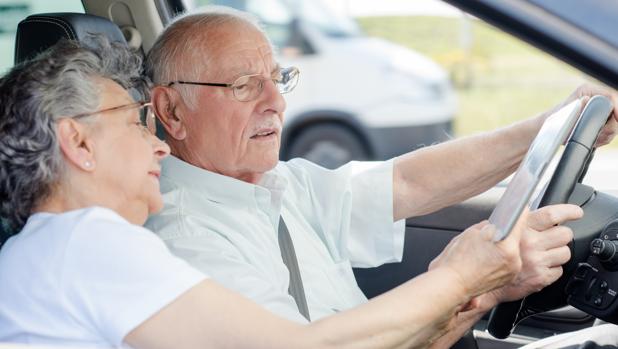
[89,78,170,221]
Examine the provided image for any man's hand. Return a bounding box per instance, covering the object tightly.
[428,210,528,300]
[548,84,618,146]
[488,204,583,305]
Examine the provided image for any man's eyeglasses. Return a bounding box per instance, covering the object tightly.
[167,66,300,102]
[69,101,156,135]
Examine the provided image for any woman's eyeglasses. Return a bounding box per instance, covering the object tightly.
[68,101,156,134]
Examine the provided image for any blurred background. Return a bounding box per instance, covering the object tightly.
[187,0,590,137]
[1,0,614,187]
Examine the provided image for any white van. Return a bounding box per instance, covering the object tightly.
[195,0,457,168]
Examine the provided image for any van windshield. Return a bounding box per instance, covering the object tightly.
[192,0,361,38]
[291,0,361,38]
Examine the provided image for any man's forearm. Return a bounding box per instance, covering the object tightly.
[428,298,493,349]
[306,267,472,349]
[393,115,544,220]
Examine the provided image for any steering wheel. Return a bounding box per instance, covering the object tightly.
[487,95,615,339]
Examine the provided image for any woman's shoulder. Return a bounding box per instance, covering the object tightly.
[72,206,131,227]
[67,207,161,246]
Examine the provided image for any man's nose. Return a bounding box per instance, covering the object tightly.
[258,79,286,114]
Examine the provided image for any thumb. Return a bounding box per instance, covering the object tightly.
[507,207,529,244]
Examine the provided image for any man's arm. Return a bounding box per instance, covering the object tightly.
[127,214,526,349]
[393,115,541,220]
[393,84,618,221]
[429,296,494,349]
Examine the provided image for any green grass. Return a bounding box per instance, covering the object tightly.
[357,16,592,136]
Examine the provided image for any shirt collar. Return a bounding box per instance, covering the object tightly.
[161,156,288,208]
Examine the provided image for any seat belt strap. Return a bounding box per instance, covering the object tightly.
[278,216,311,321]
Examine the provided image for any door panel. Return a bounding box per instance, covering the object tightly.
[354,187,503,297]
[353,186,596,345]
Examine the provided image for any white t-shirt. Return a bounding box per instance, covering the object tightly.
[0,206,206,348]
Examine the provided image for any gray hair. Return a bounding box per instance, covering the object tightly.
[0,38,144,234]
[145,5,268,109]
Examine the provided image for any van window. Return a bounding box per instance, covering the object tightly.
[289,0,360,38]
[246,0,293,48]
[0,0,84,75]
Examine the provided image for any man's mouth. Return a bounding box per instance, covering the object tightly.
[250,129,277,139]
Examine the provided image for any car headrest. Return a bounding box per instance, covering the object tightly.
[14,12,127,65]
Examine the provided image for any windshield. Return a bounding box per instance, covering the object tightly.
[287,0,361,38]
[188,0,361,38]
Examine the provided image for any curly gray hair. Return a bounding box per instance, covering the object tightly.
[0,38,145,235]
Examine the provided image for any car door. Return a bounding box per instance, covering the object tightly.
[77,0,618,348]
[354,1,618,347]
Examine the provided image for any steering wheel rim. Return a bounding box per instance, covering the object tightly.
[486,95,614,339]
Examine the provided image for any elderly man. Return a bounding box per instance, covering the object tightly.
[144,7,618,348]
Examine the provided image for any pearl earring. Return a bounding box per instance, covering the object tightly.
[84,161,92,168]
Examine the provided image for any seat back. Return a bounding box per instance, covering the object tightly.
[15,12,127,64]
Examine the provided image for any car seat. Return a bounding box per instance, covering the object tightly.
[14,12,128,64]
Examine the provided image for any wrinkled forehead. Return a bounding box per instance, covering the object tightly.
[199,22,277,80]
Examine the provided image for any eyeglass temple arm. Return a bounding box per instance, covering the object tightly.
[166,81,231,87]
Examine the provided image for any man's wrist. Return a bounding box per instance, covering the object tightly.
[436,266,471,301]
[478,290,503,313]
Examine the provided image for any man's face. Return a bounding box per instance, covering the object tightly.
[173,23,286,183]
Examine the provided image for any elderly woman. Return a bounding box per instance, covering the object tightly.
[0,39,526,349]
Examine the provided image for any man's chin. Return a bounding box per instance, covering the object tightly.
[259,157,280,172]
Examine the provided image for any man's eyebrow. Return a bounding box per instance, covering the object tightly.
[224,63,281,80]
[271,64,282,75]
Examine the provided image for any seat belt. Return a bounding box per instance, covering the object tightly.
[278,216,311,321]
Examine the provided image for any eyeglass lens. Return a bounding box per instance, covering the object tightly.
[232,67,299,102]
[139,105,157,134]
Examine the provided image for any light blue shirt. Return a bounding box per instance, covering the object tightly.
[146,156,405,322]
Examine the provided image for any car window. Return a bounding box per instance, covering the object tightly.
[163,1,618,189]
[0,0,84,75]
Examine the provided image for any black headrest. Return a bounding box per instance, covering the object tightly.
[14,13,127,65]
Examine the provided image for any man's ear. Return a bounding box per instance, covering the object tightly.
[56,118,96,172]
[151,86,187,141]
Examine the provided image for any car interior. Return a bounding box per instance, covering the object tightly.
[3,1,618,349]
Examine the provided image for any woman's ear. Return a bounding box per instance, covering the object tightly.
[151,86,187,141]
[56,118,96,172]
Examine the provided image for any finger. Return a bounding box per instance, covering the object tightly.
[596,117,618,146]
[480,222,498,242]
[540,245,572,268]
[579,95,591,114]
[609,92,618,123]
[470,220,490,230]
[585,84,618,126]
[542,266,564,288]
[530,225,574,250]
[500,207,528,245]
[528,204,583,230]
